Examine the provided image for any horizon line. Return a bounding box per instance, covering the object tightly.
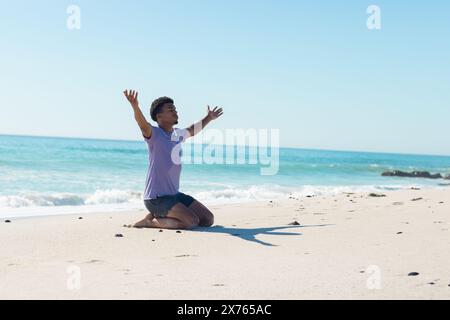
[1,132,450,158]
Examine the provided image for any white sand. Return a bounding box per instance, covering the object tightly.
[1,188,450,299]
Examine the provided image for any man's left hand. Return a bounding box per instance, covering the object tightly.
[207,105,224,120]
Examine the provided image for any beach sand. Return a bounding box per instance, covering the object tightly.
[1,188,450,300]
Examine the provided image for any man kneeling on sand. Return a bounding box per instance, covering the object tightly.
[124,90,223,230]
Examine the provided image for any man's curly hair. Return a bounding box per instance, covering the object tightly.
[150,96,173,121]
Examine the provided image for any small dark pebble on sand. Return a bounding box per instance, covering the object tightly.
[428,282,435,285]
[288,221,301,226]
[408,272,420,276]
[396,232,403,234]
[5,220,11,223]
[369,193,386,197]
[159,229,163,232]
[152,239,155,242]
[411,198,423,201]
[411,187,421,190]
[115,234,124,238]
[176,230,182,233]
[78,217,83,220]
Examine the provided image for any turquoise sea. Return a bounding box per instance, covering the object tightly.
[1,134,449,218]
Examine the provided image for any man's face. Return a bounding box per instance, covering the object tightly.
[157,103,178,125]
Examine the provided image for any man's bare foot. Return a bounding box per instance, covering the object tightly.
[132,214,156,229]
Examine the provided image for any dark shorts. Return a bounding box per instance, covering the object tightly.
[144,192,196,218]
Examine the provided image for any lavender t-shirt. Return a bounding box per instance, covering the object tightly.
[143,125,189,200]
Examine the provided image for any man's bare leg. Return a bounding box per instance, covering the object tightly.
[188,200,214,227]
[133,203,200,230]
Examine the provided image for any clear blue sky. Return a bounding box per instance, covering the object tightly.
[1,0,449,155]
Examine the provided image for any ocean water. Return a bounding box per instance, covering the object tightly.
[1,134,449,218]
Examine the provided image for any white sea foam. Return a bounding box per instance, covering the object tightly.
[0,189,141,208]
[84,189,141,205]
[0,193,85,208]
[0,184,440,219]
[0,189,143,218]
[190,184,425,204]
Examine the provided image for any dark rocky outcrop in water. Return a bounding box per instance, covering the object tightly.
[445,174,450,180]
[382,170,443,179]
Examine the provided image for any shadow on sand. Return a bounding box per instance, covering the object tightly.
[192,224,333,246]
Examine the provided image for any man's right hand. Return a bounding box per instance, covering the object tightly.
[123,89,152,139]
[124,89,139,108]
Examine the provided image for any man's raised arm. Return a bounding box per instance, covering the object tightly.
[123,89,152,139]
[186,105,224,137]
